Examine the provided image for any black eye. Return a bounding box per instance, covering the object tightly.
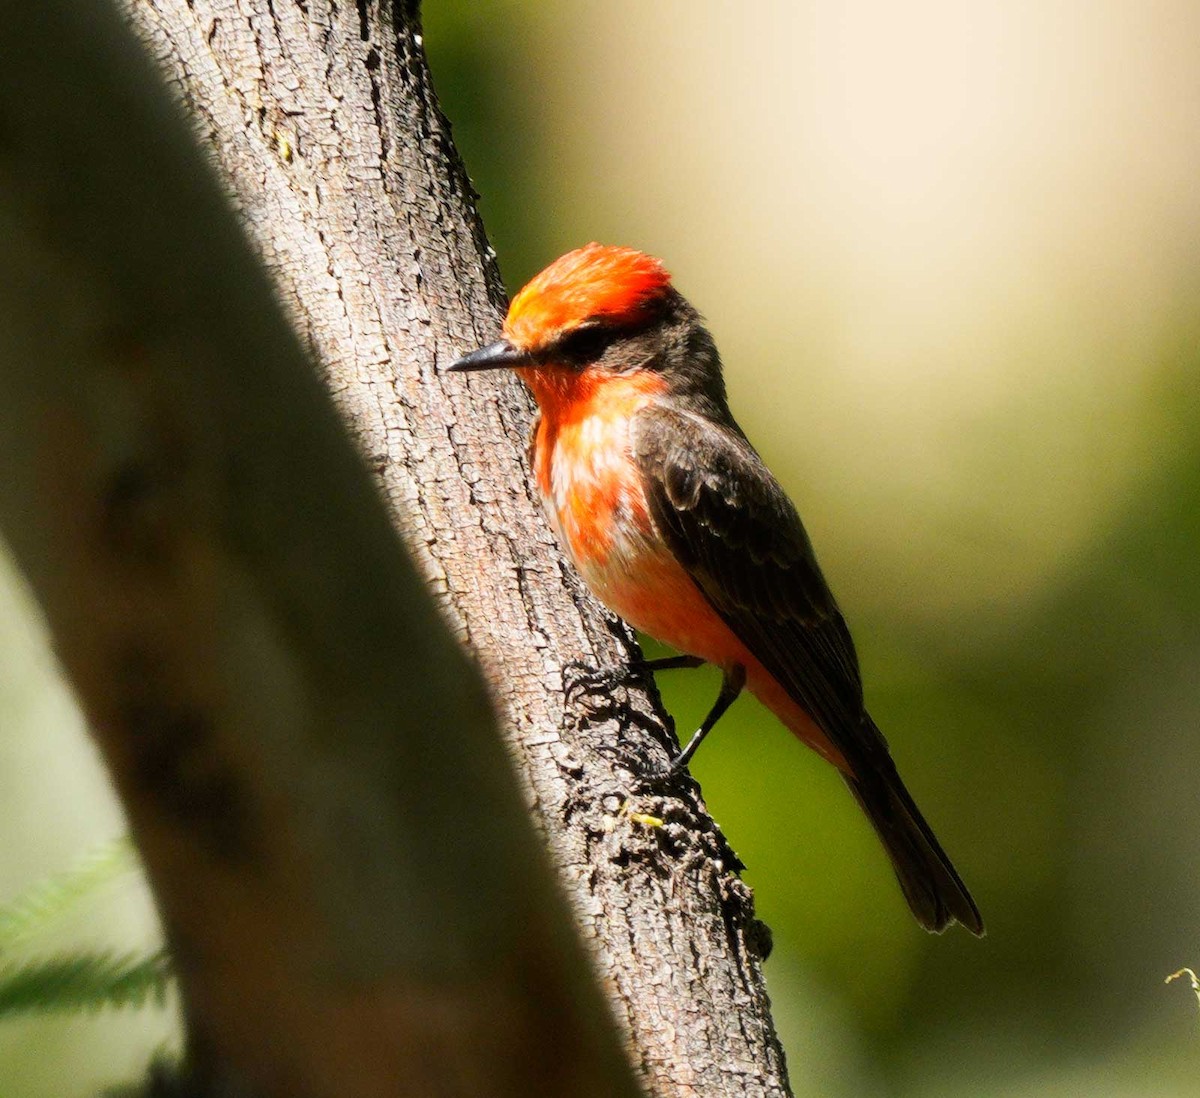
[552,324,616,364]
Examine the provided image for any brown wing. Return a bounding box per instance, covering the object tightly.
[631,402,882,765]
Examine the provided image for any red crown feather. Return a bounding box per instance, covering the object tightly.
[503,243,673,351]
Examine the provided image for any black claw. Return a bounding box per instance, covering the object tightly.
[563,653,701,705]
[594,738,689,786]
[595,739,651,775]
[635,752,690,786]
[564,655,711,785]
[563,659,629,705]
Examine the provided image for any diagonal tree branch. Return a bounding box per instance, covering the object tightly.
[0,2,641,1094]
[119,1,793,1094]
[1,0,794,1093]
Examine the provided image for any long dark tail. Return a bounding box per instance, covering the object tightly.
[844,748,984,936]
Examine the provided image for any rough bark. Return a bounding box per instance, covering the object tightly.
[119,1,793,1095]
[8,0,793,1094]
[0,3,643,1096]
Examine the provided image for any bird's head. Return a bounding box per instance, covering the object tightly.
[448,244,725,411]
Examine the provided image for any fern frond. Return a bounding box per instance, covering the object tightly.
[0,949,172,1018]
[0,835,137,951]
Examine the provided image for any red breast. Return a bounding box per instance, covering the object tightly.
[521,358,846,771]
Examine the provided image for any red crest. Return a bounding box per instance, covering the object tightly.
[503,243,673,351]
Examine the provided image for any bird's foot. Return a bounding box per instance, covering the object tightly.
[563,658,646,708]
[595,738,688,786]
[561,652,700,705]
[636,751,690,785]
[564,657,698,784]
[564,653,702,705]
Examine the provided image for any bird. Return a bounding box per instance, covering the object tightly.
[448,243,983,935]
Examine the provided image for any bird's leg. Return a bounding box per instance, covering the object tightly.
[563,652,705,704]
[636,654,706,674]
[644,663,746,782]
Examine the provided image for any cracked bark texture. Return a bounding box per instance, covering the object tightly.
[1,3,646,1096]
[115,1,793,1095]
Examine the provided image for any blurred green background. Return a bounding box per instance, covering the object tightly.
[5,1,1200,1093]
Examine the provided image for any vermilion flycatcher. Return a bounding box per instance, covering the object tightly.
[449,243,983,935]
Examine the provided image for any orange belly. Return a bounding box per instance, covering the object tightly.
[588,542,847,772]
[528,372,847,772]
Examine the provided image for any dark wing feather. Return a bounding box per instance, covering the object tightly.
[633,404,984,934]
[632,402,880,763]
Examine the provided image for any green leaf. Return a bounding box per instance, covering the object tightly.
[0,950,172,1018]
[0,836,137,951]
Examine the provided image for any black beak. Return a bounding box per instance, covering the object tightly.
[446,340,529,373]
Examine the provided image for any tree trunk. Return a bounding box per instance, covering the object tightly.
[0,3,644,1095]
[3,0,794,1093]
[123,1,793,1094]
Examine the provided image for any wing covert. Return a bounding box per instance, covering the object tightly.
[632,403,873,757]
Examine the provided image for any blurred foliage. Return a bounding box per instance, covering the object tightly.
[0,838,170,1023]
[0,953,171,1021]
[0,559,178,1094]
[5,1,1200,1094]
[0,839,136,953]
